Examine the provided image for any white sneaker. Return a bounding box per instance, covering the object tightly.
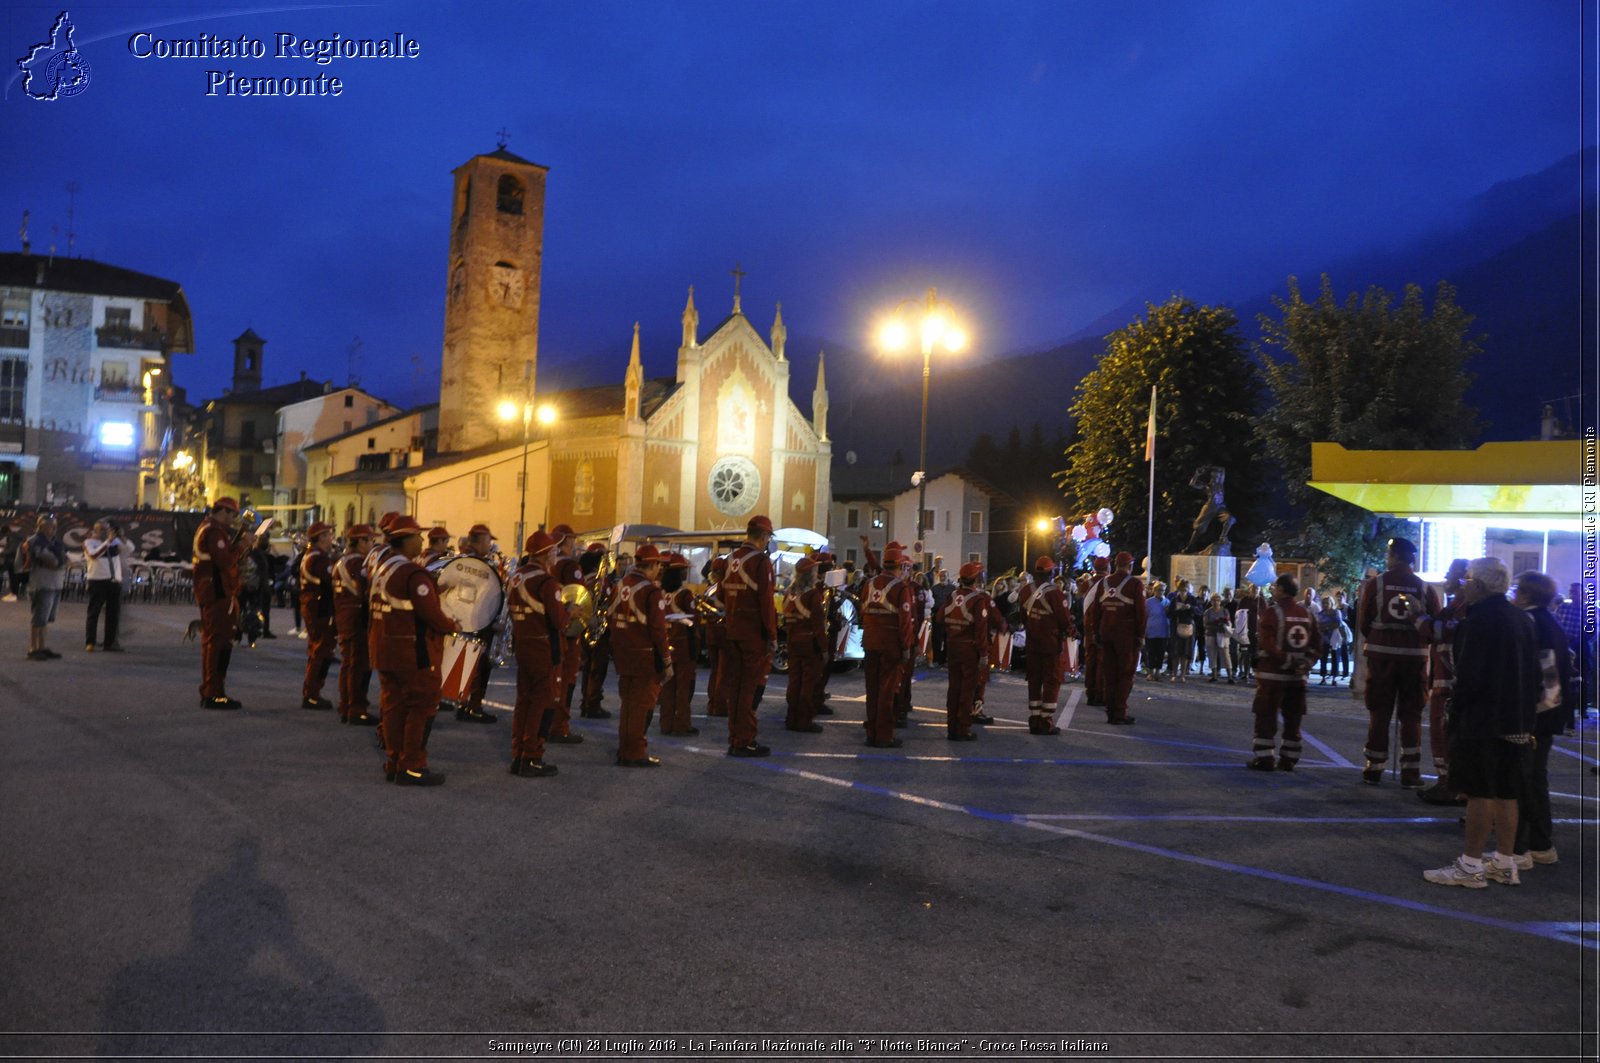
[296,629,308,640]
[1,593,15,602]
[1423,858,1488,889]
[1483,861,1521,886]
[1530,848,1559,865]
[1509,852,1533,872]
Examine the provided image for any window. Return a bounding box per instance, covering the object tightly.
[343,421,352,433]
[239,420,255,447]
[846,549,858,564]
[968,552,980,564]
[921,509,935,532]
[944,511,951,532]
[496,174,525,215]
[1,298,28,329]
[871,508,887,530]
[367,437,376,450]
[104,307,131,328]
[343,394,354,408]
[969,510,983,535]
[356,454,389,472]
[239,454,255,481]
[0,358,25,423]
[345,503,356,529]
[846,507,859,529]
[474,472,490,501]
[100,360,130,390]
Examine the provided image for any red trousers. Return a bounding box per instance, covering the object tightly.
[1101,639,1140,721]
[1026,649,1061,708]
[580,636,611,712]
[721,637,768,748]
[617,671,661,760]
[1083,641,1104,704]
[512,648,556,762]
[197,599,236,700]
[1251,679,1306,764]
[786,647,820,729]
[553,636,580,735]
[379,668,440,775]
[945,642,982,736]
[657,632,696,733]
[337,627,371,719]
[302,612,337,701]
[863,649,903,744]
[1363,655,1426,768]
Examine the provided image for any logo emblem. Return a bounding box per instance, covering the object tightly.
[1285,624,1310,650]
[1385,592,1412,621]
[17,11,91,101]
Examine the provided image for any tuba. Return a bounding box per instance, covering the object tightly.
[584,548,615,647]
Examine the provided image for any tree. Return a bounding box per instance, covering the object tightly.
[1056,297,1263,575]
[1255,276,1480,587]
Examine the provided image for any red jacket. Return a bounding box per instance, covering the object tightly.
[943,586,993,651]
[860,573,915,654]
[722,541,777,642]
[298,548,334,620]
[1255,600,1317,683]
[508,561,567,666]
[332,548,370,637]
[192,517,248,607]
[1095,572,1146,645]
[783,583,828,655]
[1021,582,1072,656]
[368,554,459,672]
[609,570,671,676]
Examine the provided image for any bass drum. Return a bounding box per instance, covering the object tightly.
[425,554,505,634]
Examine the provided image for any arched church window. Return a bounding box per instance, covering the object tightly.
[345,503,355,530]
[497,175,524,215]
[573,460,594,515]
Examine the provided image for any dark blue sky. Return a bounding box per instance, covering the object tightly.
[4,1,1588,407]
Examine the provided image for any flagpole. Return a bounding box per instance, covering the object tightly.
[1145,385,1156,580]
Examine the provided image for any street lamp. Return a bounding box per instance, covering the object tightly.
[498,373,559,555]
[877,287,967,572]
[1022,516,1051,572]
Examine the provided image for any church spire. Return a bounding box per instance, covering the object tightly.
[681,285,698,349]
[730,262,746,315]
[624,322,644,422]
[812,350,829,443]
[770,302,787,362]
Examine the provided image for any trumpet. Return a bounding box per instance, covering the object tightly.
[693,586,726,622]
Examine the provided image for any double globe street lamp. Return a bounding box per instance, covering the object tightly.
[877,287,967,573]
[497,394,558,556]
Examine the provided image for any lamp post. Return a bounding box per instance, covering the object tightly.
[498,383,558,556]
[1023,516,1050,573]
[877,287,967,573]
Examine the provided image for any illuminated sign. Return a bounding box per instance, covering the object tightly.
[99,421,135,447]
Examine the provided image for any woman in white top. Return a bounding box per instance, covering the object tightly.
[83,519,128,652]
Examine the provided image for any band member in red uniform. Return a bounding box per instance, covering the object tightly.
[422,526,452,566]
[455,524,502,724]
[193,497,255,709]
[1418,559,1470,804]
[298,521,338,710]
[721,517,777,757]
[579,542,616,719]
[547,524,586,745]
[783,556,827,734]
[1081,555,1110,706]
[1247,575,1318,770]
[702,556,729,717]
[610,544,671,767]
[943,561,993,741]
[1357,537,1441,787]
[1097,551,1147,725]
[363,513,400,746]
[860,546,915,748]
[333,524,377,725]
[369,515,461,785]
[1020,557,1073,735]
[507,530,567,778]
[657,552,700,737]
[811,552,839,719]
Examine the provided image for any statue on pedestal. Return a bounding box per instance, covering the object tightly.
[1183,465,1235,556]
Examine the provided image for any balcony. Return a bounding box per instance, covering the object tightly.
[94,382,142,403]
[95,325,169,352]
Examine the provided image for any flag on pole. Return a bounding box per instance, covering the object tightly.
[1144,385,1157,462]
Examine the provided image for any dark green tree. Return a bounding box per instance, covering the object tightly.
[1056,297,1263,575]
[1255,275,1480,586]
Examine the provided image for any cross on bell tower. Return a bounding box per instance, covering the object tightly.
[731,262,746,315]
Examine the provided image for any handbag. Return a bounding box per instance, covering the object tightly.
[1176,622,1194,638]
[1537,649,1562,712]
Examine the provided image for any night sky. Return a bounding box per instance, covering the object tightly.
[3,1,1588,409]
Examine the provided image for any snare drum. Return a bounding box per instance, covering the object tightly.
[426,554,505,634]
[440,633,488,708]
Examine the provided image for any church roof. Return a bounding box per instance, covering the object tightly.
[559,376,679,420]
[456,147,549,171]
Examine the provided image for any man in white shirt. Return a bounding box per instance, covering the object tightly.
[84,519,127,652]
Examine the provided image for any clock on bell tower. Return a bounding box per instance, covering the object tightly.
[438,144,548,453]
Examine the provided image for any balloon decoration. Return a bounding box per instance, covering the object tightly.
[1245,542,1277,587]
[1068,508,1114,569]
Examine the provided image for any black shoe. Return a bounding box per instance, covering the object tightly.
[664,726,701,737]
[456,708,497,723]
[616,755,661,767]
[301,697,333,710]
[202,696,241,710]
[1361,765,1384,785]
[580,707,612,719]
[548,733,585,745]
[814,705,835,716]
[785,723,824,733]
[893,716,908,728]
[384,768,396,783]
[947,732,976,742]
[971,711,995,724]
[1245,756,1275,772]
[521,759,558,777]
[728,743,771,757]
[1418,780,1467,806]
[865,738,903,749]
[347,712,378,726]
[1109,717,1137,726]
[396,768,445,786]
[27,650,49,661]
[1276,758,1296,772]
[260,631,277,639]
[40,648,61,659]
[103,643,126,653]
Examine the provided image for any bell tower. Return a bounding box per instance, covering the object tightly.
[438,143,548,453]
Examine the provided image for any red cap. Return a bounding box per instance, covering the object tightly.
[1091,555,1109,572]
[378,511,399,531]
[427,525,451,541]
[634,544,665,564]
[747,515,774,536]
[525,530,559,555]
[1115,551,1134,566]
[386,515,425,540]
[468,524,494,539]
[306,521,333,540]
[881,548,905,566]
[347,524,376,539]
[550,523,576,539]
[959,561,983,580]
[886,541,906,552]
[665,552,690,568]
[212,497,239,513]
[794,556,817,573]
[585,541,607,554]
[1035,556,1056,572]
[710,557,728,576]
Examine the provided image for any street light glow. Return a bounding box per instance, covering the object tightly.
[536,403,558,426]
[1035,518,1051,531]
[496,399,519,423]
[944,325,967,353]
[878,318,910,352]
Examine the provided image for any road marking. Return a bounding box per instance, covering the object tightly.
[1055,687,1082,730]
[1299,728,1356,768]
[1550,743,1600,767]
[1017,813,1599,825]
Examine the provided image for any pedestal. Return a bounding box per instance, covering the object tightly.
[1169,553,1236,594]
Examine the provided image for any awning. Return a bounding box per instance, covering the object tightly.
[1307,441,1584,522]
